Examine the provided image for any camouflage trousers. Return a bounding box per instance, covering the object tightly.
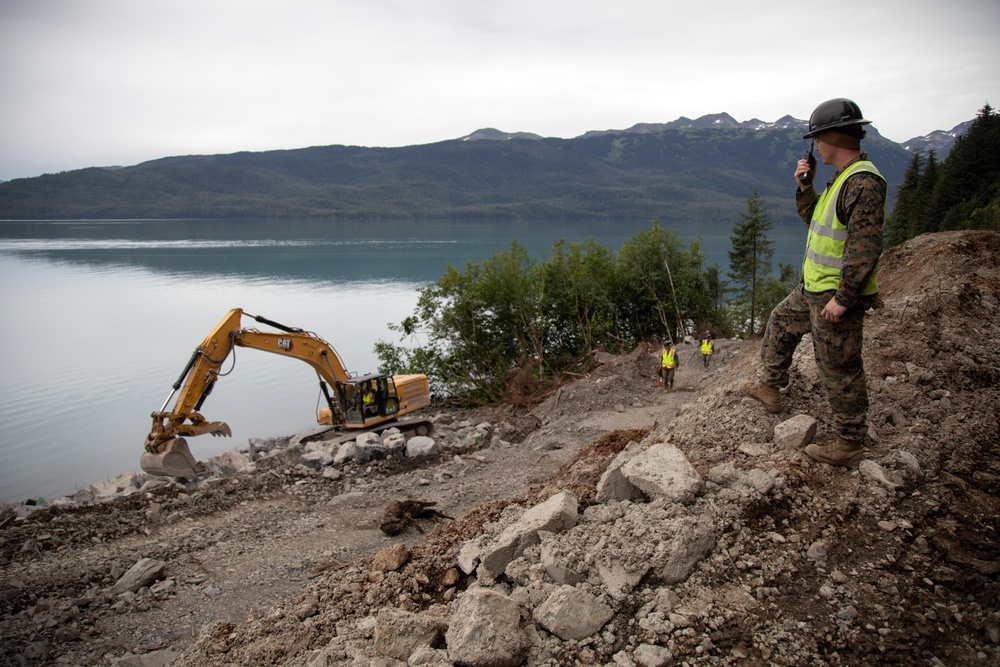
[760,284,873,441]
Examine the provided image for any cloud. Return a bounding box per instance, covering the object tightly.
[1,0,998,180]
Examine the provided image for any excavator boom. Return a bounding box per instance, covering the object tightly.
[141,308,431,477]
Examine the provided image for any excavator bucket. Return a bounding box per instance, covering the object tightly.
[140,437,209,478]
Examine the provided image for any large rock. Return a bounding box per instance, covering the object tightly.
[595,442,646,503]
[452,422,494,452]
[532,585,613,641]
[458,491,579,580]
[110,558,167,595]
[773,414,817,449]
[373,607,447,661]
[446,588,529,667]
[88,479,120,498]
[333,441,359,465]
[299,450,333,470]
[381,432,408,457]
[355,432,384,461]
[256,443,305,470]
[371,543,410,572]
[405,435,438,459]
[612,443,704,504]
[742,468,782,495]
[205,448,254,475]
[659,517,717,585]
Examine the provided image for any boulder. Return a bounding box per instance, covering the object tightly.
[459,491,579,580]
[532,585,613,641]
[382,432,408,457]
[619,443,704,504]
[446,588,529,667]
[373,607,447,661]
[405,435,439,459]
[205,448,253,475]
[89,479,121,499]
[333,441,359,465]
[595,442,646,503]
[355,432,385,462]
[257,443,304,470]
[706,462,739,486]
[299,450,333,470]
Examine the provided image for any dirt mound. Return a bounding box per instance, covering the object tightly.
[1,230,998,667]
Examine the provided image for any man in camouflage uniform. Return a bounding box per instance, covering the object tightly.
[740,98,885,466]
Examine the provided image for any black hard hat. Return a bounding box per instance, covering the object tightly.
[803,98,871,139]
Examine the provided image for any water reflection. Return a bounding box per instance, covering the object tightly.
[0,218,806,282]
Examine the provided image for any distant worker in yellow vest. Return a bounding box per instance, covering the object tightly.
[740,98,885,467]
[659,340,678,390]
[700,332,714,368]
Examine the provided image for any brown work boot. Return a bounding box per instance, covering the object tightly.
[804,437,865,467]
[739,380,781,414]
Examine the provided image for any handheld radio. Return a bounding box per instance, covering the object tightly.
[800,140,816,186]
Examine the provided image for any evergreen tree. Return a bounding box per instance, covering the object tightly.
[888,103,1000,242]
[916,150,939,234]
[886,150,923,246]
[930,103,1000,232]
[728,191,774,336]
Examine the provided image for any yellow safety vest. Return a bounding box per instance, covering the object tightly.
[700,340,713,355]
[661,349,676,368]
[803,160,883,295]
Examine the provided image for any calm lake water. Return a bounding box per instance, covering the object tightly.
[0,218,806,503]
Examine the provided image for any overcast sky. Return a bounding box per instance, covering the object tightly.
[1,0,997,181]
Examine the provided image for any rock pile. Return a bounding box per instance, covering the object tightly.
[2,419,497,520]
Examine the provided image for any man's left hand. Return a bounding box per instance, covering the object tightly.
[821,297,847,323]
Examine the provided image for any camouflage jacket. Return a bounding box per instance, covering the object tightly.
[795,153,886,309]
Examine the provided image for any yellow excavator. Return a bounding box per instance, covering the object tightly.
[141,308,432,478]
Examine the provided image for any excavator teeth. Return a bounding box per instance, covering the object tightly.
[183,421,232,439]
[208,423,233,438]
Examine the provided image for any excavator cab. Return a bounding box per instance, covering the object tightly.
[341,374,401,425]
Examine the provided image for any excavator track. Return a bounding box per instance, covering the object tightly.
[300,418,436,448]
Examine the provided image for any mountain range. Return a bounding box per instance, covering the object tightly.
[0,114,970,224]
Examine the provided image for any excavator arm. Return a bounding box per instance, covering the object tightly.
[141,308,372,478]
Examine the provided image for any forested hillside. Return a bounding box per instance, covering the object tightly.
[0,125,911,225]
[886,104,1000,243]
